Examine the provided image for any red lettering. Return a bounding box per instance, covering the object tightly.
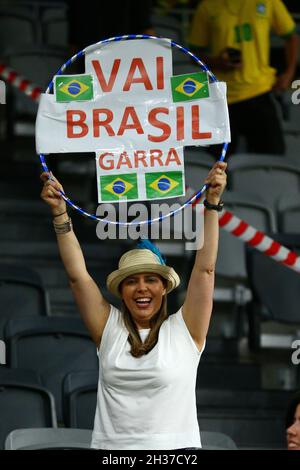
[176,106,184,141]
[92,59,121,92]
[123,58,153,91]
[117,151,132,170]
[148,108,171,142]
[150,149,163,167]
[67,110,88,138]
[191,105,212,139]
[93,109,115,137]
[156,57,164,90]
[99,153,114,170]
[134,150,147,168]
[165,147,181,166]
[117,107,144,136]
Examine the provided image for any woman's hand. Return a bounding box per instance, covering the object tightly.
[204,161,227,205]
[40,172,67,216]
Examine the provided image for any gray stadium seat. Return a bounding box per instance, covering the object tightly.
[229,154,300,211]
[217,190,277,280]
[0,264,50,338]
[246,234,300,350]
[5,427,92,450]
[0,6,36,55]
[4,316,99,422]
[0,368,57,450]
[63,370,98,429]
[187,190,276,337]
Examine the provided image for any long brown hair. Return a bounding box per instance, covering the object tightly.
[121,295,168,358]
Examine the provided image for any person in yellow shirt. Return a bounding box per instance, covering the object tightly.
[189,0,298,155]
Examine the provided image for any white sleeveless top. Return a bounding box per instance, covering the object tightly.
[91,305,205,450]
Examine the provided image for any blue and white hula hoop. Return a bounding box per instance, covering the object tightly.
[39,34,228,225]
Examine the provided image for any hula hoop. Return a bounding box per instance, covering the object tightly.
[39,34,228,226]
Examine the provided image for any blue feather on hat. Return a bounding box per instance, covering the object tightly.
[137,238,166,265]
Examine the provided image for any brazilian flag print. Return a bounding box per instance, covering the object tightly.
[99,173,138,201]
[170,72,209,102]
[145,171,184,199]
[55,75,94,102]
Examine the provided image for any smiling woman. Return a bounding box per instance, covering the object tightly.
[40,160,227,450]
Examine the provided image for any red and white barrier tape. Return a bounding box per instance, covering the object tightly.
[219,210,300,273]
[186,187,300,274]
[0,62,41,102]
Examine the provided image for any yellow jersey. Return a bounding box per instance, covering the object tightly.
[188,0,296,103]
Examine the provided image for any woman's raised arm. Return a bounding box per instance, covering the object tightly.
[182,161,227,351]
[40,172,110,346]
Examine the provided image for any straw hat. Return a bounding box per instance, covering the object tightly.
[106,248,180,298]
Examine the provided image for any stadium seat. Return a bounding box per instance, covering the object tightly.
[0,368,57,450]
[0,6,36,55]
[187,190,276,337]
[246,233,300,350]
[63,370,98,428]
[216,190,277,280]
[0,264,50,338]
[4,316,99,422]
[5,427,92,450]
[229,154,300,211]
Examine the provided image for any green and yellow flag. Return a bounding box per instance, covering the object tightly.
[170,72,209,102]
[55,75,94,102]
[99,173,138,201]
[145,171,184,199]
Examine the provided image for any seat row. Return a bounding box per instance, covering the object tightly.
[4,427,237,450]
[0,366,292,450]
